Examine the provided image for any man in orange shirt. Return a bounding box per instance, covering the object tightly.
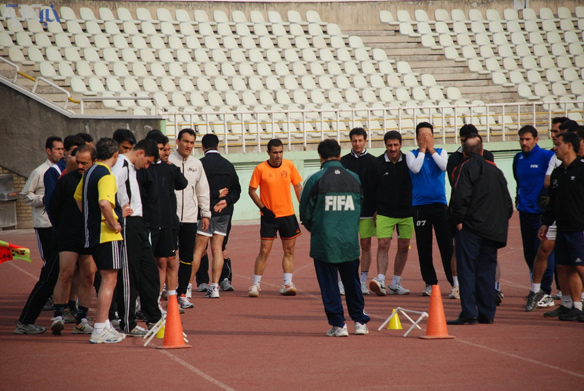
[248,139,303,297]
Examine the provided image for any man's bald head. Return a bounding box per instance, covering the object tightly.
[463,134,483,155]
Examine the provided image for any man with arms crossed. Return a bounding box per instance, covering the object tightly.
[169,128,211,309]
[248,139,303,297]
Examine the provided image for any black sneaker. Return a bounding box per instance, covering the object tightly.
[544,305,570,318]
[135,310,147,322]
[558,307,582,321]
[525,290,544,312]
[43,296,54,311]
[495,290,504,306]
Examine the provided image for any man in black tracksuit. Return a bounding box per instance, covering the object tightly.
[446,124,496,301]
[448,135,513,325]
[190,134,241,298]
[539,131,584,321]
[340,127,379,294]
[369,131,413,296]
[143,132,188,301]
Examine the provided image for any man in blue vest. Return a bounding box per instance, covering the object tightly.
[406,122,453,296]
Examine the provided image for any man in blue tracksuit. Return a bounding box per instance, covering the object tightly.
[513,125,555,297]
[300,139,370,337]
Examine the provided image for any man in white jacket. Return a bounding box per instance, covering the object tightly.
[169,129,211,309]
[14,136,64,334]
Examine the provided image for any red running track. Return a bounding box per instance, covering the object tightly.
[0,211,583,390]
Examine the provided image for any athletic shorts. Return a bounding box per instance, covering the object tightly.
[89,241,124,270]
[376,215,414,239]
[555,231,584,267]
[177,222,197,264]
[359,217,376,239]
[260,214,301,240]
[545,223,557,241]
[197,214,230,237]
[151,227,176,258]
[56,234,91,255]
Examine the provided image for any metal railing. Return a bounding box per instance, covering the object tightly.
[32,77,72,110]
[161,100,584,152]
[0,57,20,83]
[79,96,159,115]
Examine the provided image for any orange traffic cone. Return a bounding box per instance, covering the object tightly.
[158,294,192,349]
[419,285,455,340]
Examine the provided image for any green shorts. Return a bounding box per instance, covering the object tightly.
[376,215,414,239]
[359,218,377,239]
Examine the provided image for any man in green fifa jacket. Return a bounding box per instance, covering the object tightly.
[300,139,370,337]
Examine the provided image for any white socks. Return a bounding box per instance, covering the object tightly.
[283,273,293,285]
[360,272,368,284]
[452,276,459,288]
[253,274,262,285]
[377,274,385,286]
[391,275,401,286]
[531,283,541,293]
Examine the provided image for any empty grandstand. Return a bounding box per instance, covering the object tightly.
[0,1,582,225]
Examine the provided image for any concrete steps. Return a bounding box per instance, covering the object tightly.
[345,25,521,105]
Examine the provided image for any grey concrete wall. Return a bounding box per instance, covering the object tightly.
[0,82,163,177]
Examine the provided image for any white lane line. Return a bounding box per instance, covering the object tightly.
[158,350,236,391]
[457,339,584,379]
[8,260,39,280]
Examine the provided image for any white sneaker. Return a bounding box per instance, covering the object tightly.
[50,316,64,335]
[197,283,208,292]
[73,318,94,334]
[326,324,349,337]
[108,325,126,340]
[279,282,298,296]
[361,282,370,295]
[354,322,369,335]
[249,283,261,297]
[205,285,220,298]
[537,294,555,308]
[127,325,148,337]
[90,327,125,344]
[422,285,432,296]
[388,282,411,295]
[186,283,192,298]
[178,295,194,309]
[448,286,460,299]
[338,281,345,296]
[554,291,562,300]
[369,278,386,296]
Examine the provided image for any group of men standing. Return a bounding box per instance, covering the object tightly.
[13,118,584,341]
[14,128,241,343]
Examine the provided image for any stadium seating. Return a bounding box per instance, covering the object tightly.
[0,4,582,143]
